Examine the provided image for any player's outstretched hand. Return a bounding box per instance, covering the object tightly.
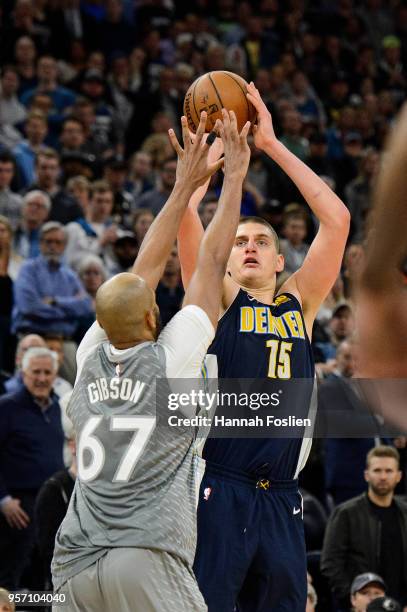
[168,112,224,190]
[246,81,278,152]
[216,109,250,181]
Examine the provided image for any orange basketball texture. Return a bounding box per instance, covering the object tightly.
[183,71,256,133]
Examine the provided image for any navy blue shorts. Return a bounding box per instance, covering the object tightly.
[193,462,307,612]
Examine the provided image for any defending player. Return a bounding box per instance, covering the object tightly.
[357,104,407,428]
[177,83,350,611]
[51,110,251,612]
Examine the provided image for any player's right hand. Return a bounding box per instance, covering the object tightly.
[1,497,30,529]
[168,112,224,190]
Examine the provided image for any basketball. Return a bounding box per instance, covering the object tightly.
[183,71,256,134]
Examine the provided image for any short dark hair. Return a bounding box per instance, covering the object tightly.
[0,152,16,166]
[238,216,280,251]
[366,445,400,468]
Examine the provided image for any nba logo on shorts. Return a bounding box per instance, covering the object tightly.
[203,487,212,501]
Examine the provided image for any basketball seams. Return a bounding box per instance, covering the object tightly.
[208,72,225,111]
[191,76,202,131]
[222,71,251,117]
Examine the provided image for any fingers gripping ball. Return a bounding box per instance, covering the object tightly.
[184,71,256,133]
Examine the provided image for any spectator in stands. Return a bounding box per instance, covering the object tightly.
[28,149,81,224]
[0,588,15,612]
[140,111,175,167]
[72,97,115,161]
[321,301,355,362]
[0,217,15,375]
[350,573,386,612]
[199,197,218,229]
[104,230,138,277]
[306,582,318,612]
[128,151,153,199]
[13,110,48,189]
[0,65,27,127]
[102,156,134,226]
[279,209,309,275]
[377,36,405,96]
[21,55,76,114]
[35,413,76,589]
[13,36,37,96]
[134,157,177,215]
[66,175,91,214]
[345,148,380,241]
[4,333,46,395]
[131,208,154,246]
[12,221,93,383]
[321,446,407,609]
[58,117,94,159]
[280,109,309,161]
[0,347,64,591]
[367,596,402,612]
[156,244,184,327]
[0,152,23,232]
[43,336,72,399]
[13,190,50,261]
[65,180,116,267]
[74,254,105,341]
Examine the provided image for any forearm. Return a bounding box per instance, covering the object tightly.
[132,181,194,288]
[361,109,407,292]
[199,175,243,268]
[264,140,349,227]
[178,205,204,289]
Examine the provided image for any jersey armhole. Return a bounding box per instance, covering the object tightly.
[218,288,245,322]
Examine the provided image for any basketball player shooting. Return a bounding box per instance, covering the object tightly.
[51,110,251,612]
[177,83,350,612]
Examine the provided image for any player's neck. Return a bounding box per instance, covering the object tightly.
[240,283,276,305]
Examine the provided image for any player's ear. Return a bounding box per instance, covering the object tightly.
[145,309,156,332]
[276,254,284,273]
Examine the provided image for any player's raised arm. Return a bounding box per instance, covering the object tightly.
[177,136,223,289]
[357,104,407,377]
[132,112,224,290]
[246,83,350,330]
[183,110,251,328]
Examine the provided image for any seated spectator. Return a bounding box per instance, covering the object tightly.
[65,180,117,268]
[345,148,380,242]
[0,588,15,612]
[13,36,37,96]
[134,157,177,216]
[13,110,48,190]
[72,97,115,161]
[102,156,134,226]
[156,245,184,327]
[316,301,355,362]
[290,70,326,128]
[321,446,407,609]
[0,65,27,128]
[0,152,23,232]
[75,255,105,341]
[20,55,76,115]
[13,190,50,261]
[128,150,154,199]
[199,197,217,229]
[279,209,310,275]
[28,149,82,224]
[367,596,402,612]
[0,347,64,591]
[104,231,138,277]
[12,221,93,384]
[306,582,318,612]
[131,208,154,246]
[350,573,386,612]
[4,333,46,395]
[43,336,73,399]
[306,132,335,181]
[0,218,15,375]
[58,117,98,162]
[280,109,309,161]
[140,112,175,167]
[35,415,76,590]
[66,175,91,215]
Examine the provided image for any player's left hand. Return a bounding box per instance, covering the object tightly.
[168,112,224,191]
[246,82,278,152]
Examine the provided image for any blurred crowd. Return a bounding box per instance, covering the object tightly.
[0,1,406,611]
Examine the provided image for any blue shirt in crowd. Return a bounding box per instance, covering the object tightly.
[12,255,93,337]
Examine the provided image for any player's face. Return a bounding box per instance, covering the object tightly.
[227,222,284,288]
[364,457,401,497]
[351,585,384,611]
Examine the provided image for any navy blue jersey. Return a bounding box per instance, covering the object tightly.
[203,290,315,479]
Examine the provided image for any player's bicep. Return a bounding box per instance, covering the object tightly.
[157,305,215,378]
